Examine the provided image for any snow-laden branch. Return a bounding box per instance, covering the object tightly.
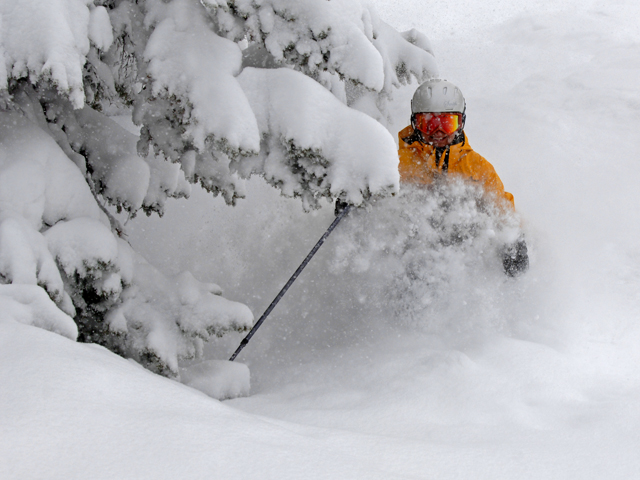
[0,0,439,379]
[237,67,399,209]
[0,109,254,376]
[0,0,115,107]
[206,0,437,93]
[138,0,260,158]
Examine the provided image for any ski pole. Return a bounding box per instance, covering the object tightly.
[229,204,352,361]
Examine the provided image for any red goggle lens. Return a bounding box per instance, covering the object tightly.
[414,113,461,135]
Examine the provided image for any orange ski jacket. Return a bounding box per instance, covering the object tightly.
[398,125,515,209]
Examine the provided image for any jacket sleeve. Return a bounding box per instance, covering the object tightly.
[464,152,515,210]
[397,126,429,184]
[398,141,418,182]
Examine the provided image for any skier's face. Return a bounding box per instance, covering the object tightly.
[423,128,458,147]
[414,112,461,147]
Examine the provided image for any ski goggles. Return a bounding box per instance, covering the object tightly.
[414,112,462,135]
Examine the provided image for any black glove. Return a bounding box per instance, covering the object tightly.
[334,199,350,217]
[502,237,529,277]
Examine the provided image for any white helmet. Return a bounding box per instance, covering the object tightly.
[411,79,466,114]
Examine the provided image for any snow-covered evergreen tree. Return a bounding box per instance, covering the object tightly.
[0,0,437,377]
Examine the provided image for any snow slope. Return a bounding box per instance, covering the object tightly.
[4,0,640,478]
[1,319,426,480]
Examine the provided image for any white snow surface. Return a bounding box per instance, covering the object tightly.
[4,0,640,478]
[181,359,250,401]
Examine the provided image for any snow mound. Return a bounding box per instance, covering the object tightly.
[181,359,251,400]
[0,319,407,480]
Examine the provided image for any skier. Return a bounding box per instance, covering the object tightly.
[398,78,529,276]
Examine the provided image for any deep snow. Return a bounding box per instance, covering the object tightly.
[3,0,640,478]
